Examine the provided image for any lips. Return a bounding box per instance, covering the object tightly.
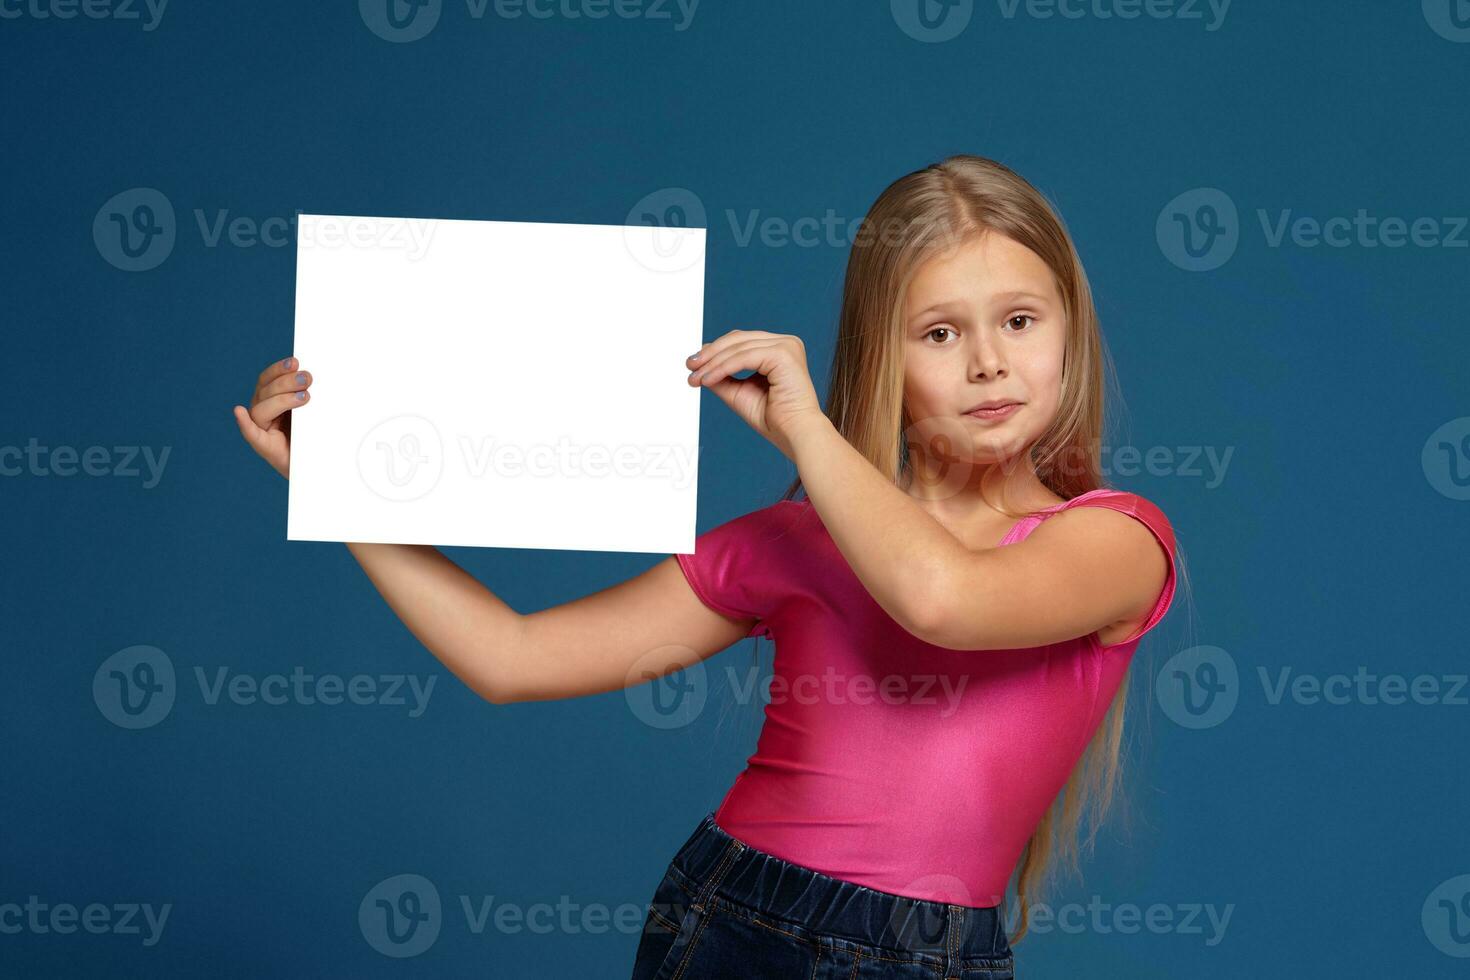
[965,400,1020,413]
[964,401,1022,421]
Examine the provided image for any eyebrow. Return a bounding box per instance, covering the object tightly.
[907,291,1052,323]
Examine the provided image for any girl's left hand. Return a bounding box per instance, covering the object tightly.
[686,329,825,462]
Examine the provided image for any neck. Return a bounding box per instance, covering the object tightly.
[897,451,1057,523]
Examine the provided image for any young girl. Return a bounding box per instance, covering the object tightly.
[234,155,1180,979]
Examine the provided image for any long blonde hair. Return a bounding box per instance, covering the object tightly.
[775,154,1150,944]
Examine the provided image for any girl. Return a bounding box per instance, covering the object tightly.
[234,155,1182,979]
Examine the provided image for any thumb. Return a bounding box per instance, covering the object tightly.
[704,376,748,415]
[704,375,768,433]
[233,405,265,446]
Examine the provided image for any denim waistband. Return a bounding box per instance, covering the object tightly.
[667,812,1011,966]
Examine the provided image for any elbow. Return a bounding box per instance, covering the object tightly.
[902,568,994,651]
[900,570,962,649]
[910,612,993,651]
[902,600,946,648]
[908,611,975,651]
[480,682,519,706]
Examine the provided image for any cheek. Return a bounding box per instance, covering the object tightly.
[902,365,939,411]
[1019,349,1065,398]
[1034,368,1064,404]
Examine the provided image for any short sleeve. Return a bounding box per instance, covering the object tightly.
[675,501,800,639]
[1066,491,1178,647]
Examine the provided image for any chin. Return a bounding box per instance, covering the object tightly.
[968,433,1035,467]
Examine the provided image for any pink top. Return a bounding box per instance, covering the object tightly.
[675,488,1178,907]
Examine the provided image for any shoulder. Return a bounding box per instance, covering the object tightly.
[1054,489,1176,555]
[1019,489,1176,589]
[1038,491,1177,608]
[675,499,812,634]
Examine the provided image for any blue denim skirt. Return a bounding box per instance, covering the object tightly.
[630,812,1015,979]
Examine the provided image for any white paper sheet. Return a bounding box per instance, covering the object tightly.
[286,213,706,554]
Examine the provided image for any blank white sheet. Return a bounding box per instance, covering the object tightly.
[286,213,706,554]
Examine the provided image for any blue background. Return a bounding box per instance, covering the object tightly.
[3,1,1468,976]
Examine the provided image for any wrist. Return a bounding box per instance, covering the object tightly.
[785,410,837,459]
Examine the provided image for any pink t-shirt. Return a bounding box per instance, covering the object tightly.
[675,488,1178,907]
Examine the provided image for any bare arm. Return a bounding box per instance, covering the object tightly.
[914,507,1168,650]
[234,355,750,707]
[783,413,964,637]
[785,413,1164,650]
[344,542,751,704]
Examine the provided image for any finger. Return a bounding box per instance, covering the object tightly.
[250,389,310,429]
[255,356,299,396]
[257,369,312,403]
[690,340,780,387]
[233,404,264,442]
[686,328,769,368]
[706,372,766,410]
[233,404,278,453]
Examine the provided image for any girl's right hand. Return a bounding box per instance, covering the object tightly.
[233,356,312,480]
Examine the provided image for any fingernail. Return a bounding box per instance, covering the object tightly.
[687,352,701,362]
[282,357,294,368]
[295,391,306,401]
[296,373,307,384]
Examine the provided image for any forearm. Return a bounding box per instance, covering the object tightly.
[344,541,526,703]
[786,415,966,635]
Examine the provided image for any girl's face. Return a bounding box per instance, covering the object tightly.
[901,230,1067,471]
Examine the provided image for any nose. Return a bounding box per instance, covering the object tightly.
[969,330,1007,381]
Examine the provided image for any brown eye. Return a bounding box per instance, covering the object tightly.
[926,327,955,344]
[1005,315,1036,331]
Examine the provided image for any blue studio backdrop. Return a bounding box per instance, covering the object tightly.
[3,2,1468,977]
